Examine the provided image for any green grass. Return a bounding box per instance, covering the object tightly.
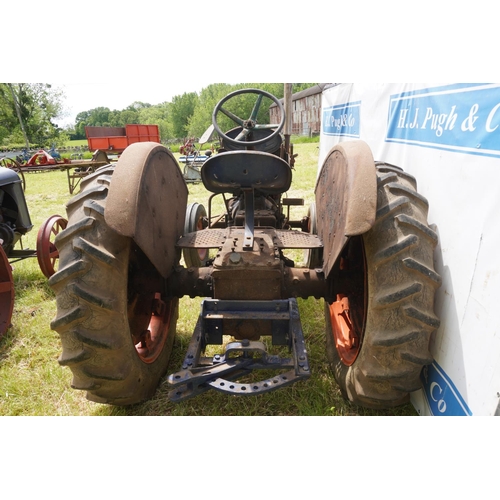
[0,145,417,416]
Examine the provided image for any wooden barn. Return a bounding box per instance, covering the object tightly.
[269,83,333,136]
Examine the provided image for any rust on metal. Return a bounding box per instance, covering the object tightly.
[315,140,377,279]
[211,228,282,300]
[282,267,325,299]
[177,228,227,250]
[105,142,188,278]
[177,227,322,250]
[134,294,175,364]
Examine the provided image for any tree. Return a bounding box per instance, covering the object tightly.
[6,83,30,149]
[0,83,65,146]
[292,83,318,92]
[187,83,296,137]
[73,104,147,139]
[74,107,112,138]
[170,92,198,138]
[127,101,151,111]
[139,102,172,141]
[188,83,235,137]
[116,109,139,126]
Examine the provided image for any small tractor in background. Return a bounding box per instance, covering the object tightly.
[0,167,67,337]
[49,87,440,409]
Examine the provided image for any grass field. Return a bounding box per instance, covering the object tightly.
[0,143,418,416]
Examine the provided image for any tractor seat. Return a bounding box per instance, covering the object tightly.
[201,150,292,195]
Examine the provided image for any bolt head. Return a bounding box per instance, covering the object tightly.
[229,252,241,264]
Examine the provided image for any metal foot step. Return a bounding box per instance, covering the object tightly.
[167,298,310,402]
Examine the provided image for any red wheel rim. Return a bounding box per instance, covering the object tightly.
[36,215,67,278]
[0,245,14,338]
[133,294,175,363]
[329,236,367,366]
[127,243,175,364]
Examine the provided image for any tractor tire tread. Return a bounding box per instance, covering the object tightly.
[326,162,440,409]
[50,165,178,406]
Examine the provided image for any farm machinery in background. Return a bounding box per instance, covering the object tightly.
[85,124,160,154]
[0,126,162,197]
[85,123,218,184]
[65,124,162,194]
[48,87,440,410]
[0,147,70,192]
[67,125,163,195]
[178,126,218,183]
[0,146,109,194]
[0,167,67,337]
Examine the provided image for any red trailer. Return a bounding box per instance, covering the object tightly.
[85,124,160,153]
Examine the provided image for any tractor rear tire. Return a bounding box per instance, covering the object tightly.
[49,165,178,406]
[325,163,441,409]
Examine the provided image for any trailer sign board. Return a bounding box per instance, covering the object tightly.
[319,83,500,416]
[386,83,500,158]
[322,101,361,137]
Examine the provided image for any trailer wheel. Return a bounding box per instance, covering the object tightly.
[325,163,441,409]
[183,202,209,267]
[49,165,178,405]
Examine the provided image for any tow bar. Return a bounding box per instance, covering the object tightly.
[167,298,311,402]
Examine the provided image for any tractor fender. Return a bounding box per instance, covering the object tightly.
[315,140,377,278]
[105,142,188,278]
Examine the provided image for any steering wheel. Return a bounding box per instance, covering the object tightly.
[212,88,285,149]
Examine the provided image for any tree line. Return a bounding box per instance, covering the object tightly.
[0,83,316,149]
[71,83,315,142]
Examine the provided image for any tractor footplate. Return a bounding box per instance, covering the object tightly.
[167,298,310,402]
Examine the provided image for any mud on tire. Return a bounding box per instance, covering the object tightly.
[326,163,441,409]
[49,166,178,406]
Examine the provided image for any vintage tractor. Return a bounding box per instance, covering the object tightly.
[49,88,441,409]
[0,167,67,337]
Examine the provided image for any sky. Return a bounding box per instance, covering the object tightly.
[3,4,486,130]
